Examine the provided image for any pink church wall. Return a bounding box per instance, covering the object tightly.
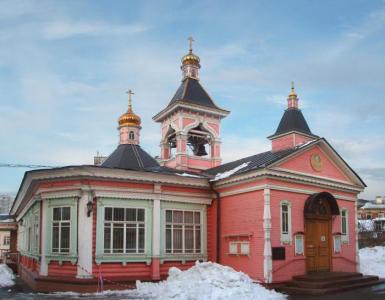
[218,190,265,282]
[272,133,313,152]
[277,145,351,183]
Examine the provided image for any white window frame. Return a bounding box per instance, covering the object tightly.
[4,235,10,246]
[103,207,146,254]
[129,131,135,140]
[52,206,71,254]
[334,235,342,253]
[294,234,304,255]
[240,242,250,255]
[280,201,292,244]
[229,242,238,254]
[341,208,349,243]
[165,209,202,254]
[378,213,385,219]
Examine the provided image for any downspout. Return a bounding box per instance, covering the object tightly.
[209,182,221,263]
[76,196,79,265]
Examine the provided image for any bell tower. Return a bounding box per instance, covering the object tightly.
[153,38,229,172]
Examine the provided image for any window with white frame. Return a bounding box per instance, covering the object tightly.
[341,209,348,243]
[165,210,201,254]
[104,207,145,254]
[129,131,135,140]
[295,234,304,255]
[240,242,250,255]
[334,235,341,253]
[52,207,71,253]
[4,236,10,246]
[229,242,237,254]
[280,201,292,243]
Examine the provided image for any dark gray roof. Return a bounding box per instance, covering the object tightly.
[101,144,160,171]
[206,146,303,177]
[269,108,317,138]
[168,77,222,110]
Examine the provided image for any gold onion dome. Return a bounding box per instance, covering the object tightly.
[118,90,141,127]
[181,50,200,65]
[181,36,200,65]
[288,81,298,99]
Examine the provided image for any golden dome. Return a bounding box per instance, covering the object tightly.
[181,50,200,65]
[288,81,298,99]
[181,36,200,65]
[118,90,141,128]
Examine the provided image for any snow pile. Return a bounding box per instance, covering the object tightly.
[0,264,15,287]
[176,173,203,178]
[135,261,286,300]
[212,162,250,181]
[359,246,385,278]
[358,219,375,232]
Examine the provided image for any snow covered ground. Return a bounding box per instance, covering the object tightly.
[0,264,15,288]
[134,261,285,300]
[359,246,385,278]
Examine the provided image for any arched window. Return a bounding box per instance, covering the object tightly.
[129,131,135,140]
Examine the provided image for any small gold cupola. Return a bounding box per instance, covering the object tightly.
[118,89,141,145]
[118,89,141,128]
[287,81,299,109]
[181,36,201,80]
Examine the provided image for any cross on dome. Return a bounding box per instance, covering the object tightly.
[188,36,194,52]
[126,89,134,111]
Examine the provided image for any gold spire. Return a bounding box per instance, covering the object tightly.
[118,89,141,128]
[289,81,297,98]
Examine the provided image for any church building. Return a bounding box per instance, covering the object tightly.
[10,40,366,292]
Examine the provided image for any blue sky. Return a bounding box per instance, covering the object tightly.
[0,0,384,199]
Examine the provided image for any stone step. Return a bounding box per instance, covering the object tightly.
[279,278,385,295]
[292,272,363,282]
[289,275,379,289]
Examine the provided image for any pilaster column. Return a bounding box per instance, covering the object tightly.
[77,190,93,278]
[152,184,161,280]
[355,198,360,272]
[263,188,272,283]
[39,199,48,276]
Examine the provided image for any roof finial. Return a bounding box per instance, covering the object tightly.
[291,81,295,92]
[188,36,194,53]
[126,89,134,111]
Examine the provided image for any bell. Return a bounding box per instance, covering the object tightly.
[195,144,208,156]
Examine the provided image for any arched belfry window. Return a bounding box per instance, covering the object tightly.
[129,131,135,140]
[187,124,211,157]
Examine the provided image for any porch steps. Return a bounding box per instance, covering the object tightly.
[277,272,385,295]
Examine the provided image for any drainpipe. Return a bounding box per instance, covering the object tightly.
[209,182,221,263]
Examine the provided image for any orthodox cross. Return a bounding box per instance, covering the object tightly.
[188,36,194,52]
[126,89,134,110]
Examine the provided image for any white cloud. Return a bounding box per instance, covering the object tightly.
[41,21,147,40]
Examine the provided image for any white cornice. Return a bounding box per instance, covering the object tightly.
[220,183,356,202]
[214,168,363,193]
[12,166,210,215]
[153,102,229,122]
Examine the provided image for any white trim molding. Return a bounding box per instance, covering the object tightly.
[263,188,272,283]
[341,207,349,244]
[280,200,292,244]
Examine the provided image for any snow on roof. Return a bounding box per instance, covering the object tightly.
[361,202,385,209]
[176,172,204,178]
[358,220,375,232]
[211,162,251,181]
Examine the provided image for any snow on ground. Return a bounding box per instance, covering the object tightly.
[359,246,385,278]
[135,261,285,300]
[211,162,250,181]
[0,264,15,288]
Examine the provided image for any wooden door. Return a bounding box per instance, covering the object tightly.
[305,219,331,272]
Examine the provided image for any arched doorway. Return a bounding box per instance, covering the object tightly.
[304,192,339,272]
